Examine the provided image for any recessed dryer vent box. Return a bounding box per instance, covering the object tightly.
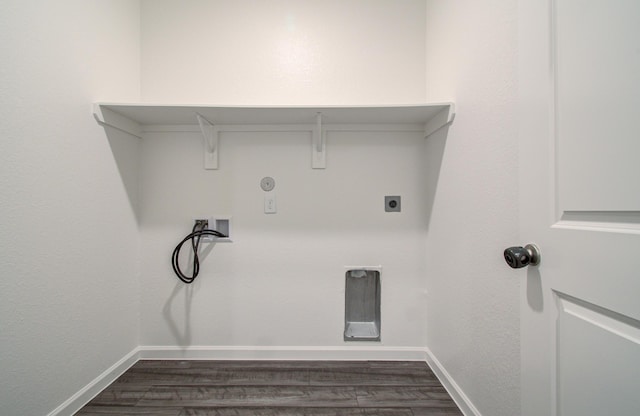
[344,268,381,342]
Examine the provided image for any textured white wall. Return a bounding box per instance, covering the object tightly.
[141,0,426,104]
[138,0,429,349]
[0,0,524,413]
[424,1,520,415]
[0,1,141,415]
[139,130,429,348]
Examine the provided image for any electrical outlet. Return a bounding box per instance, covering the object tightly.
[385,196,401,212]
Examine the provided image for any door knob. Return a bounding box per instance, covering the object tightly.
[504,244,541,268]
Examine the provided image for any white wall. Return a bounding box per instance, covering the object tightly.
[139,130,429,348]
[138,0,429,350]
[0,1,524,414]
[141,0,426,105]
[0,1,141,415]
[424,1,520,415]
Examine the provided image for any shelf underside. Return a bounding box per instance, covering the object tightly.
[93,102,455,170]
[95,103,454,127]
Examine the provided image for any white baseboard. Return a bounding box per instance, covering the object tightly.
[138,345,429,361]
[424,347,481,416]
[46,347,140,416]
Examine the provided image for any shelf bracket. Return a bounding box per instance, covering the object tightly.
[196,113,219,170]
[93,103,142,138]
[424,103,456,139]
[312,112,326,169]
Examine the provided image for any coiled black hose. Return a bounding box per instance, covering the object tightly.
[171,223,227,284]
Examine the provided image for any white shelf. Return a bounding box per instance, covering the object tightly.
[93,102,455,169]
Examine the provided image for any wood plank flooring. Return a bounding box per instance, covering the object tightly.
[75,360,463,416]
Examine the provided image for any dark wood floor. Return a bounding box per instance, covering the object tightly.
[75,360,463,416]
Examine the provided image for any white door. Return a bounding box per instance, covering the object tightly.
[518,1,640,415]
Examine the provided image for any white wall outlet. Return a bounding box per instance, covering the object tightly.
[264,194,277,214]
